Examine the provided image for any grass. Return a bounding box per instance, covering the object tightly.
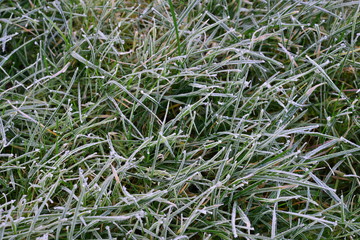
[0,0,359,239]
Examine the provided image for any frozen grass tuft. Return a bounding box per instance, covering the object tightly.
[0,0,359,239]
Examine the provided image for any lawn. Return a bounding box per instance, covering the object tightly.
[0,0,359,239]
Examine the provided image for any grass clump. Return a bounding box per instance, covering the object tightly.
[0,0,359,239]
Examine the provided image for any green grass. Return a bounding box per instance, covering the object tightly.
[0,0,359,239]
